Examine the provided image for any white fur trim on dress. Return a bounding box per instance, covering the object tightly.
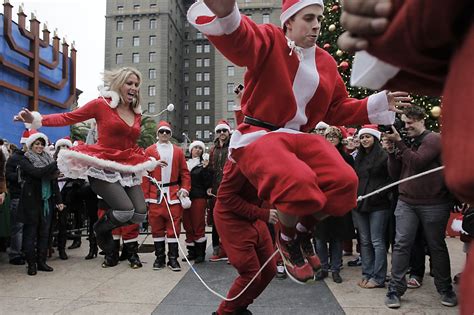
[25,111,43,130]
[57,149,158,187]
[26,132,49,149]
[351,51,400,90]
[98,86,142,115]
[280,0,324,27]
[123,237,138,244]
[187,2,241,36]
[367,91,395,125]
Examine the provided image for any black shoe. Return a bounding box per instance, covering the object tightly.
[37,261,54,272]
[194,241,207,264]
[102,252,119,268]
[58,248,68,260]
[27,262,37,276]
[440,290,458,307]
[332,271,343,283]
[182,245,196,262]
[153,241,166,270]
[315,270,328,281]
[347,256,362,267]
[167,242,181,271]
[68,239,82,250]
[85,245,98,260]
[9,257,26,265]
[385,291,401,309]
[124,242,142,269]
[234,307,253,315]
[153,257,166,270]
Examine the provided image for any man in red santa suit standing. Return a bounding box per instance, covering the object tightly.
[187,0,408,282]
[142,121,191,271]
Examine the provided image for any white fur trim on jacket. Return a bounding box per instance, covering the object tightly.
[351,51,400,90]
[26,132,49,149]
[25,111,43,130]
[358,128,381,140]
[367,91,395,125]
[187,2,241,36]
[98,85,142,115]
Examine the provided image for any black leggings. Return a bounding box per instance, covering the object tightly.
[88,177,147,224]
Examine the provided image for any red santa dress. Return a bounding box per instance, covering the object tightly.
[28,96,157,186]
[142,142,191,240]
[187,3,395,217]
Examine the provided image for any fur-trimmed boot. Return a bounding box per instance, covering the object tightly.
[153,241,166,270]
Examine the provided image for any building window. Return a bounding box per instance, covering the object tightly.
[204,72,210,81]
[117,5,124,13]
[196,87,202,96]
[184,87,189,96]
[133,4,140,11]
[133,36,140,47]
[184,32,189,40]
[196,116,202,124]
[263,13,270,24]
[148,103,156,113]
[227,66,235,76]
[196,44,202,53]
[148,86,156,96]
[149,69,156,80]
[227,83,235,94]
[116,21,124,31]
[204,87,210,95]
[204,130,210,139]
[184,102,189,111]
[149,19,157,29]
[150,3,157,9]
[204,58,210,67]
[133,20,140,30]
[115,54,123,64]
[204,115,210,124]
[184,73,189,82]
[227,100,235,111]
[149,35,156,46]
[196,101,202,110]
[196,59,202,67]
[116,37,123,48]
[196,73,202,81]
[204,44,210,53]
[184,59,189,68]
[184,45,189,54]
[149,52,156,62]
[228,118,235,128]
[184,116,189,125]
[196,31,203,39]
[132,53,139,63]
[196,130,202,139]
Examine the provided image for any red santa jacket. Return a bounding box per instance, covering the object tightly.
[142,142,191,205]
[187,3,395,154]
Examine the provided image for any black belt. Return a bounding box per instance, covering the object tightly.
[243,116,280,131]
[161,181,179,188]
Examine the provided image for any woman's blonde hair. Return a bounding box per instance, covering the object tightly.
[103,67,142,109]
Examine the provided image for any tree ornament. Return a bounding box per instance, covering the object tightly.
[430,106,442,118]
[328,24,336,32]
[339,61,349,70]
[323,43,331,50]
[336,49,343,56]
[331,5,339,12]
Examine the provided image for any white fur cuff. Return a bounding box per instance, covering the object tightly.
[25,111,43,130]
[367,91,395,125]
[187,2,241,36]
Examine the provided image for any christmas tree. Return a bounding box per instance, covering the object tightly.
[321,0,441,131]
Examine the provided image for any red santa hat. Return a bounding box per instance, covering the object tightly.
[214,119,231,133]
[358,125,381,140]
[189,140,206,154]
[25,130,49,149]
[280,0,324,27]
[55,136,73,150]
[157,121,172,134]
[20,129,35,144]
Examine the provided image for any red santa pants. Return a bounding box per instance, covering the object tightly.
[232,133,358,217]
[148,203,183,238]
[215,218,276,314]
[97,209,139,241]
[182,198,207,244]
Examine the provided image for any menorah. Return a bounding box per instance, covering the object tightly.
[0,0,76,112]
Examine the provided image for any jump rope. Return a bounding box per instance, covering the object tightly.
[142,165,445,300]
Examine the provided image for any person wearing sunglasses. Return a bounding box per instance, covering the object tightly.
[142,121,191,272]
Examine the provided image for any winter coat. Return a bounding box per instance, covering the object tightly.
[354,142,392,213]
[17,156,61,225]
[5,149,24,199]
[189,163,213,200]
[0,150,6,194]
[209,138,229,195]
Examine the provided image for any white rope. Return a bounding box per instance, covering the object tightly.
[357,166,445,202]
[145,175,279,302]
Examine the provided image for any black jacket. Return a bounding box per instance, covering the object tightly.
[17,156,61,225]
[354,142,392,213]
[5,149,24,199]
[189,163,213,199]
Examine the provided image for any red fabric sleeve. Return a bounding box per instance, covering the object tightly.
[41,98,103,127]
[177,148,191,192]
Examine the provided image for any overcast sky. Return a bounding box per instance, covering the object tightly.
[11,0,106,106]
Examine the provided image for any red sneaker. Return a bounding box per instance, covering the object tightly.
[299,232,321,271]
[276,235,314,284]
[209,247,228,262]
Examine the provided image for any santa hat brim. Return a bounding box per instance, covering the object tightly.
[189,140,206,153]
[55,139,73,149]
[280,0,324,27]
[214,124,231,133]
[358,128,381,140]
[26,132,49,149]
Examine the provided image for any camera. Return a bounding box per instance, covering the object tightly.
[234,83,244,95]
[379,116,410,144]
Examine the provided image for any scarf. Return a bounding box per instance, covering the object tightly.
[25,150,55,216]
[187,157,201,172]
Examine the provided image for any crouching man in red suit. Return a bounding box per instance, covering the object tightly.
[142,121,191,272]
[213,161,278,315]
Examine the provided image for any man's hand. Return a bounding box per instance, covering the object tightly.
[0,192,5,205]
[203,0,236,18]
[268,209,278,225]
[337,0,392,52]
[387,91,411,113]
[384,126,402,142]
[13,108,34,123]
[178,189,189,199]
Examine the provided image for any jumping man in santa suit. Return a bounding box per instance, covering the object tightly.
[142,121,191,272]
[187,0,410,282]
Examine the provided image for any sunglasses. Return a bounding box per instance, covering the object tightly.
[158,129,171,134]
[216,129,228,134]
